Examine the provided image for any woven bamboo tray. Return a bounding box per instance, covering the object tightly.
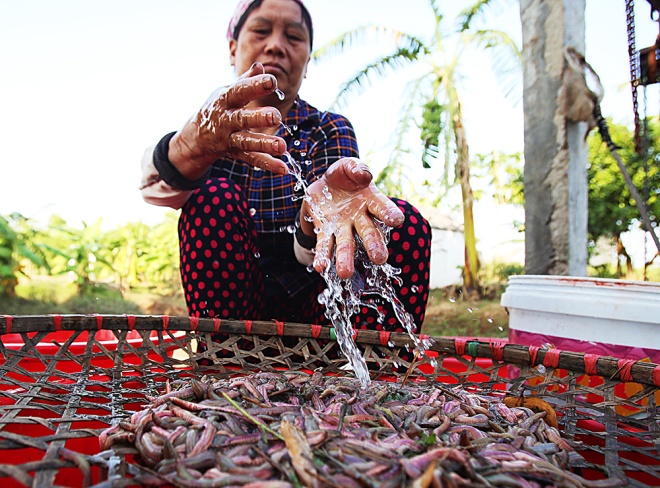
[0,314,659,487]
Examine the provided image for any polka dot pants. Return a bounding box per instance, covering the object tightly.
[178,178,432,337]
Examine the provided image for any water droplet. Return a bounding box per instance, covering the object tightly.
[498,326,504,332]
[286,225,295,234]
[280,122,293,136]
[249,208,257,216]
[536,364,546,374]
[293,140,301,147]
[487,317,494,323]
[275,88,285,100]
[306,264,315,273]
[411,285,419,293]
[300,152,307,157]
[254,252,261,259]
[387,341,395,348]
[449,297,456,303]
[467,307,473,313]
[292,125,298,131]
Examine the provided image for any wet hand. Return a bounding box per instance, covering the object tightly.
[302,158,405,279]
[169,63,288,179]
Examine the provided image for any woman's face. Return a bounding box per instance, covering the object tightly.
[229,0,311,106]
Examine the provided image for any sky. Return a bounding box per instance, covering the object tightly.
[1,0,658,261]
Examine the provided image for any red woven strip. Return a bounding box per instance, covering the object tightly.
[455,338,468,356]
[542,349,561,368]
[490,341,506,362]
[529,346,540,366]
[352,329,358,341]
[125,314,136,331]
[379,331,392,347]
[617,358,636,382]
[275,320,284,336]
[420,334,430,341]
[653,365,660,387]
[52,314,62,331]
[95,314,103,331]
[583,353,600,375]
[213,318,221,333]
[3,316,12,334]
[162,315,169,330]
[311,324,321,339]
[244,320,253,335]
[189,316,199,332]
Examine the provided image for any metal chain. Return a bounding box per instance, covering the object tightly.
[626,0,643,152]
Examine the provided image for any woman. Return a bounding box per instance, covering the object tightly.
[140,0,431,336]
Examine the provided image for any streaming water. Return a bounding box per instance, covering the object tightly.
[282,152,432,388]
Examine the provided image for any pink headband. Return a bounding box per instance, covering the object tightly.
[226,0,313,46]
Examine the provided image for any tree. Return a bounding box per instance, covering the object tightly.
[588,117,660,275]
[45,219,115,295]
[313,0,520,293]
[0,213,50,297]
[105,212,181,293]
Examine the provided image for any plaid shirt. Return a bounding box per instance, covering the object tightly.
[156,98,359,295]
[209,98,359,233]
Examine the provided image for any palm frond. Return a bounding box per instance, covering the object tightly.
[464,29,522,103]
[428,0,444,24]
[374,75,433,196]
[312,26,428,63]
[458,0,509,31]
[331,46,427,108]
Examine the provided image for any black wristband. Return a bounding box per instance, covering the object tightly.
[294,210,317,250]
[153,132,212,191]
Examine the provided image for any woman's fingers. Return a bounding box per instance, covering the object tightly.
[227,107,281,131]
[334,224,356,279]
[365,188,405,227]
[224,72,278,109]
[354,213,388,265]
[235,151,289,175]
[324,157,372,192]
[229,131,286,155]
[313,230,334,274]
[305,159,402,278]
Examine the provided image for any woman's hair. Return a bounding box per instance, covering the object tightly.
[230,0,313,49]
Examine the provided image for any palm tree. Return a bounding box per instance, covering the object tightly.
[313,0,520,293]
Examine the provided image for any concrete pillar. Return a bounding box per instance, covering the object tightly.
[520,0,588,276]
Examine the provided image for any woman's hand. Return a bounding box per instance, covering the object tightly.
[168,63,289,179]
[301,158,405,279]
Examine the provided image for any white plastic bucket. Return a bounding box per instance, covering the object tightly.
[500,275,660,362]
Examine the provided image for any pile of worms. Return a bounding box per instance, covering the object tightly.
[98,371,624,487]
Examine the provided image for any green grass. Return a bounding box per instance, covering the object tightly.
[3,276,144,315]
[421,288,508,339]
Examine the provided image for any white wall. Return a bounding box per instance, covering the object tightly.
[429,228,465,289]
